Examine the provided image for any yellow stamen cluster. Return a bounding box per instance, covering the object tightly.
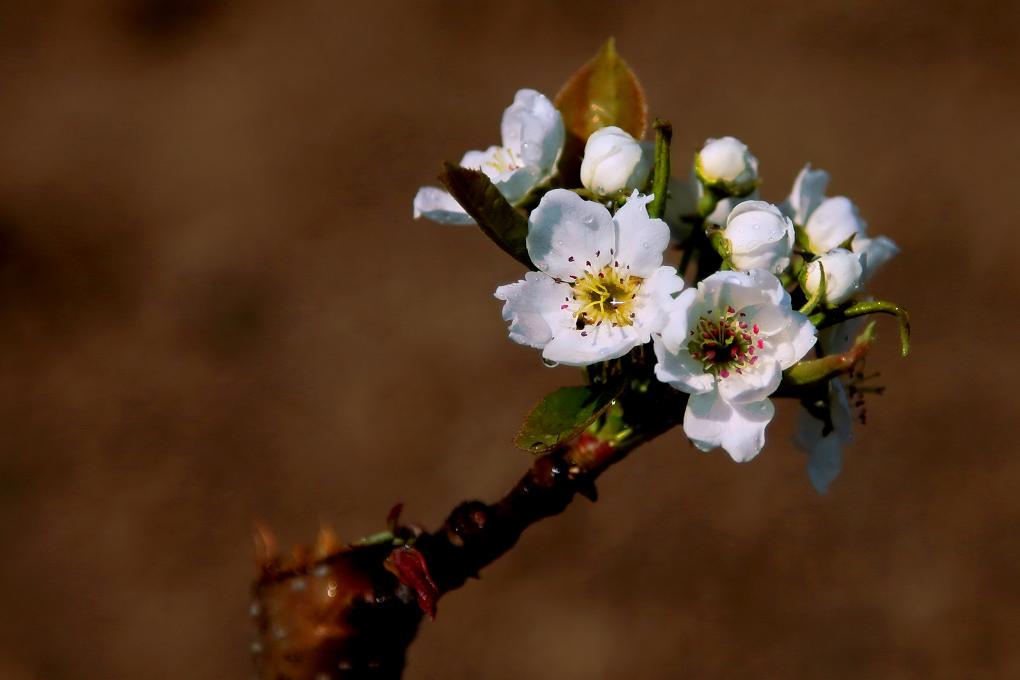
[573,266,642,328]
[484,147,522,174]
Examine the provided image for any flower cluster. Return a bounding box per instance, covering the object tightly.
[413,43,907,492]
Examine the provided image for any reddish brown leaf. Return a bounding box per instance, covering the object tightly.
[555,37,648,143]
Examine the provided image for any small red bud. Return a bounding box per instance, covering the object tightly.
[385,546,438,620]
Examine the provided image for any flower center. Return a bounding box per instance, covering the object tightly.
[484,147,523,174]
[687,306,764,378]
[570,265,642,330]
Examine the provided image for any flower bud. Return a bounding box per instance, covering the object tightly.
[696,136,758,194]
[721,201,794,274]
[804,248,863,305]
[803,196,865,254]
[580,126,653,196]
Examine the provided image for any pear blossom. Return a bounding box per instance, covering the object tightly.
[495,189,685,366]
[654,269,816,462]
[696,136,758,195]
[580,126,653,196]
[782,164,899,281]
[792,319,864,492]
[803,248,864,305]
[413,89,565,225]
[720,201,794,274]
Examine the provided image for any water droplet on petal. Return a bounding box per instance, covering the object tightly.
[557,240,565,246]
[583,216,595,225]
[753,223,760,230]
[642,242,650,249]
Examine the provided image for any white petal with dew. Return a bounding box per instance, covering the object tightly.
[494,272,572,349]
[804,196,865,254]
[413,186,475,225]
[526,189,615,280]
[782,164,830,226]
[853,235,900,282]
[612,192,671,277]
[500,89,564,175]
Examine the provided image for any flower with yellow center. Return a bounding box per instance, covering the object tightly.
[495,189,686,367]
[413,89,565,225]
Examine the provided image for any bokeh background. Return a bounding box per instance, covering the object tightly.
[1,1,1018,678]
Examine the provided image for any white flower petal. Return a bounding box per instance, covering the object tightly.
[500,89,564,175]
[413,186,475,225]
[853,235,900,282]
[716,358,782,404]
[793,379,853,493]
[804,196,865,254]
[492,166,541,205]
[683,392,775,462]
[782,164,830,226]
[653,336,715,395]
[526,189,615,279]
[460,147,539,205]
[631,265,686,339]
[459,147,495,171]
[700,269,788,311]
[659,287,699,353]
[494,272,572,349]
[542,322,640,367]
[705,191,758,227]
[768,309,818,369]
[612,192,671,277]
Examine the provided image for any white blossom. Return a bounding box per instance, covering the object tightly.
[654,270,816,462]
[580,126,653,197]
[495,190,685,366]
[782,164,900,281]
[803,248,864,305]
[721,201,794,274]
[414,89,565,225]
[696,136,758,194]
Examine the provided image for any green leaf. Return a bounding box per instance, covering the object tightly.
[439,163,532,269]
[647,119,672,220]
[514,384,622,453]
[555,38,647,142]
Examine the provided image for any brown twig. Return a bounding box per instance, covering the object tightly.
[250,385,687,679]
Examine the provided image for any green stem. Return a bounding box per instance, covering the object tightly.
[814,300,911,357]
[647,119,672,220]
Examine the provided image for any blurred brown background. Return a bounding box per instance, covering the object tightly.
[1,1,1018,678]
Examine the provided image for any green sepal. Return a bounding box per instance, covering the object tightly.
[794,225,814,253]
[514,382,624,453]
[707,228,731,260]
[439,162,533,269]
[647,119,672,220]
[696,189,717,219]
[799,261,826,315]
